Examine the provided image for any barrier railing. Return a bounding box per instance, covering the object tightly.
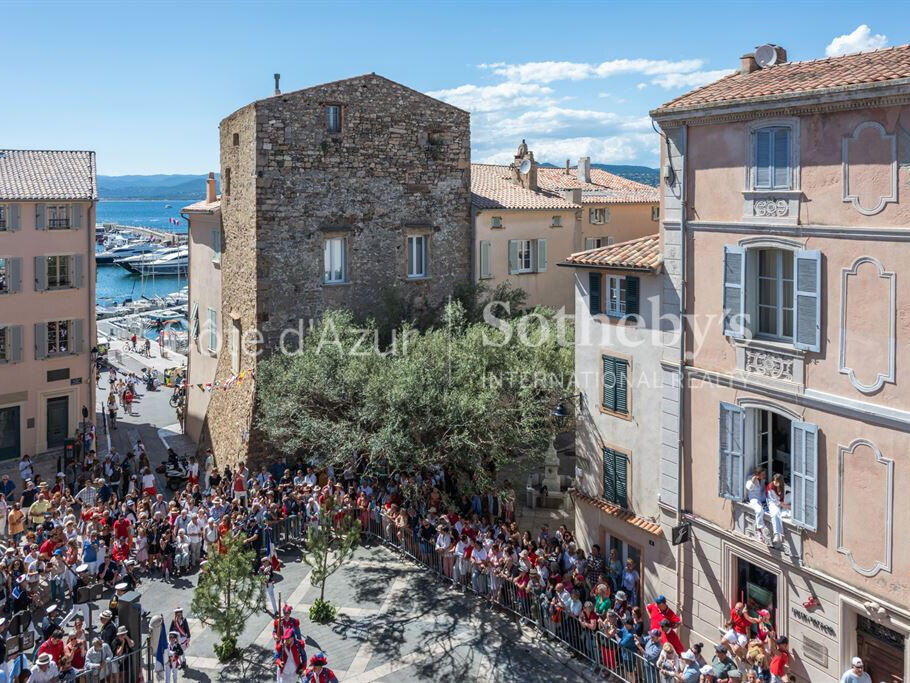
[74,641,147,683]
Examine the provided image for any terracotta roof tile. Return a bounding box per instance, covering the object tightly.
[182,198,221,213]
[472,163,657,210]
[563,233,660,272]
[569,489,663,536]
[654,44,910,114]
[0,150,97,200]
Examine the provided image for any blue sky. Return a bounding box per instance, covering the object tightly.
[2,0,905,175]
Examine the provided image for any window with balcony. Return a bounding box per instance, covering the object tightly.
[47,320,70,355]
[323,237,346,283]
[47,205,69,229]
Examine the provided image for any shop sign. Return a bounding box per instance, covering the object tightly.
[791,606,836,638]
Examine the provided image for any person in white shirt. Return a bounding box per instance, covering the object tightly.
[186,514,203,565]
[840,657,872,683]
[203,449,214,492]
[469,539,488,593]
[29,653,59,683]
[18,455,34,484]
[744,468,770,542]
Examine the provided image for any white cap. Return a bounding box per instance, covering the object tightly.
[852,657,864,667]
[681,650,696,661]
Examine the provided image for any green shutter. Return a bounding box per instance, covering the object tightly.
[589,272,602,315]
[625,276,639,316]
[603,448,616,503]
[602,355,616,411]
[535,239,548,272]
[479,240,491,279]
[603,448,629,508]
[8,205,20,231]
[614,358,628,414]
[34,323,47,360]
[508,240,519,275]
[34,256,47,291]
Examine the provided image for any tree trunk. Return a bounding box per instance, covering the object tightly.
[225,575,232,639]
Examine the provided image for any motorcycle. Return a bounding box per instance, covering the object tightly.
[159,452,190,491]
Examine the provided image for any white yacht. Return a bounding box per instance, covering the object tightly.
[115,245,184,270]
[131,248,188,276]
[96,241,159,264]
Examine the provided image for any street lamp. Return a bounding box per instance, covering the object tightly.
[550,392,583,424]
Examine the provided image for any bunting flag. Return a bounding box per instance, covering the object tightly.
[190,370,256,391]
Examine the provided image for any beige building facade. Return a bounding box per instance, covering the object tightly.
[0,150,97,461]
[653,45,910,683]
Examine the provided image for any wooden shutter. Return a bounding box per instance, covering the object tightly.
[34,323,47,360]
[73,254,85,289]
[35,204,46,230]
[603,448,616,503]
[773,129,790,189]
[614,358,628,414]
[71,204,82,229]
[34,256,47,291]
[508,240,519,275]
[723,245,745,337]
[584,237,596,250]
[479,241,491,279]
[625,276,640,316]
[602,448,629,508]
[755,130,772,188]
[71,319,85,355]
[602,355,628,414]
[190,302,200,340]
[588,272,602,315]
[8,205,20,231]
[535,239,547,272]
[602,355,616,411]
[718,402,744,501]
[8,325,23,363]
[794,249,821,352]
[790,421,818,531]
[8,258,22,293]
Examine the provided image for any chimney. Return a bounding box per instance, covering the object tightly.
[565,159,570,175]
[206,172,217,203]
[740,53,759,75]
[273,73,281,96]
[527,154,538,191]
[576,156,591,183]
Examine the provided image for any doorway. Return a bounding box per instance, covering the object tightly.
[735,556,778,633]
[46,396,69,449]
[857,616,904,683]
[605,533,642,606]
[0,406,20,460]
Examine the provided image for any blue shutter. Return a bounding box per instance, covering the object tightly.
[790,421,818,531]
[625,276,640,316]
[755,130,772,188]
[718,402,744,501]
[614,359,628,414]
[794,250,821,352]
[723,246,745,337]
[588,272,602,315]
[773,129,790,189]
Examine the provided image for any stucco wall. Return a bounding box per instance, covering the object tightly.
[581,202,658,246]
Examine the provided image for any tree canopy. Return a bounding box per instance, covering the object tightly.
[255,298,572,494]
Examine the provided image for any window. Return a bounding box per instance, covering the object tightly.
[0,327,5,360]
[478,241,492,279]
[0,205,5,230]
[588,273,602,315]
[508,239,546,274]
[232,132,239,146]
[47,205,69,229]
[589,208,609,224]
[491,216,503,229]
[323,237,346,283]
[651,206,660,221]
[212,229,221,264]
[602,448,629,508]
[516,239,533,273]
[325,105,341,133]
[736,558,778,627]
[601,355,628,415]
[224,168,231,196]
[0,258,7,293]
[46,256,71,288]
[753,127,791,190]
[551,215,562,227]
[47,320,70,355]
[584,237,604,250]
[407,235,427,278]
[757,249,794,340]
[607,276,626,317]
[207,308,217,352]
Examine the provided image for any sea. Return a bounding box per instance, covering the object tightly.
[95,200,189,303]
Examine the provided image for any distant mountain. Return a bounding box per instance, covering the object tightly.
[539,162,659,187]
[98,174,220,200]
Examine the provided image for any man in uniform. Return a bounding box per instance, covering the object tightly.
[99,610,118,649]
[272,604,301,643]
[164,630,183,683]
[169,607,190,667]
[275,627,307,683]
[302,652,338,683]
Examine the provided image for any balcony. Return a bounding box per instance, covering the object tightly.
[732,501,803,563]
[48,218,71,230]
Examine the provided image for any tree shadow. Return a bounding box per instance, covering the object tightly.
[217,643,274,682]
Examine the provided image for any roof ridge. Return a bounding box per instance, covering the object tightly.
[0,149,96,154]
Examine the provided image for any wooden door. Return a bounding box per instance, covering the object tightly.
[858,631,904,683]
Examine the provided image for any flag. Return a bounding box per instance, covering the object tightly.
[155,618,167,674]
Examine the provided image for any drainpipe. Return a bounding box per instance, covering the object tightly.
[676,124,688,615]
[181,211,192,436]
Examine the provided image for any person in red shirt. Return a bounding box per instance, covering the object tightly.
[646,594,681,631]
[37,629,65,663]
[113,516,132,540]
[769,635,790,683]
[659,617,685,655]
[730,601,762,642]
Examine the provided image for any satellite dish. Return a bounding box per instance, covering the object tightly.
[754,44,779,69]
[518,159,532,175]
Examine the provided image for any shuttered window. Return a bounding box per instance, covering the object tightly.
[794,250,821,352]
[604,276,640,318]
[718,402,744,500]
[479,241,492,279]
[602,448,629,508]
[754,127,791,190]
[602,355,628,415]
[508,239,546,274]
[790,420,818,531]
[588,272,602,315]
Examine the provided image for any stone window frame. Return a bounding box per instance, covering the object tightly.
[321,230,351,286]
[742,117,801,224]
[322,102,344,136]
[403,227,433,281]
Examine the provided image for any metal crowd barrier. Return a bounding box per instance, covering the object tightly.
[361,508,661,682]
[74,642,146,683]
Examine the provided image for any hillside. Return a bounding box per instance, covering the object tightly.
[98,174,220,200]
[538,162,659,187]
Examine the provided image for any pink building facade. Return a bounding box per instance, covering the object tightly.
[653,47,910,683]
[0,151,97,462]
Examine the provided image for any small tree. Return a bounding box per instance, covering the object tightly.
[301,510,361,623]
[191,535,264,660]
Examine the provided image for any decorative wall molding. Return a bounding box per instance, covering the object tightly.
[690,220,910,242]
[743,347,795,381]
[836,438,894,577]
[842,121,898,216]
[737,236,806,250]
[736,396,803,421]
[734,339,805,389]
[839,256,896,394]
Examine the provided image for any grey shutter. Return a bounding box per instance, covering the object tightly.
[73,254,85,289]
[479,240,491,279]
[794,249,821,352]
[723,245,745,337]
[588,272,602,315]
[71,204,82,229]
[625,276,640,316]
[34,323,47,360]
[34,256,47,291]
[8,326,23,363]
[35,204,46,230]
[507,240,519,275]
[71,319,85,355]
[790,421,818,531]
[585,237,596,250]
[8,257,22,293]
[602,355,615,411]
[755,130,772,188]
[614,358,628,414]
[718,402,744,501]
[8,205,20,231]
[535,239,548,272]
[773,129,790,189]
[190,302,200,339]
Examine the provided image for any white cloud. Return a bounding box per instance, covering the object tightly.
[426,82,554,113]
[488,58,705,84]
[825,25,888,57]
[477,133,659,165]
[636,83,648,90]
[650,68,734,89]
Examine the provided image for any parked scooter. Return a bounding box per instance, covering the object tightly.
[158,448,189,490]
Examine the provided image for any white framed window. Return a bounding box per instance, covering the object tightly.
[47,205,69,229]
[323,237,346,283]
[589,207,609,224]
[607,276,626,317]
[207,308,217,352]
[651,206,660,221]
[491,216,503,229]
[753,127,791,190]
[325,105,341,133]
[757,249,794,340]
[407,235,427,278]
[508,239,547,275]
[212,229,221,264]
[584,237,603,250]
[516,239,533,273]
[47,320,70,355]
[551,215,562,227]
[46,255,71,289]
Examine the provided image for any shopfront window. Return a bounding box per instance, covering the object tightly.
[736,557,777,634]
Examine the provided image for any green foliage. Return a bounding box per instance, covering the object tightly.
[191,536,264,658]
[256,298,573,494]
[300,512,361,622]
[309,599,337,625]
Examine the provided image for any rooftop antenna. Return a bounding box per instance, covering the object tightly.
[274,73,281,96]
